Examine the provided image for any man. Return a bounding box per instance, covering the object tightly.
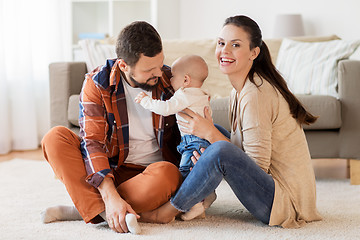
[41,21,182,234]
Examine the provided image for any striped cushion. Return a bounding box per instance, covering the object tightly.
[276,39,360,97]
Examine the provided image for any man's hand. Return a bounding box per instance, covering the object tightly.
[135,92,148,103]
[98,177,139,233]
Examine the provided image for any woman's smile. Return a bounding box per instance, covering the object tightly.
[220,57,235,65]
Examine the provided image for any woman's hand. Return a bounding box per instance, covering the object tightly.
[177,107,215,140]
[177,107,229,144]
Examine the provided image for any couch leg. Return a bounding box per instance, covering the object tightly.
[350,159,360,185]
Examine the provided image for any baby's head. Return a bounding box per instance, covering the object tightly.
[170,55,208,91]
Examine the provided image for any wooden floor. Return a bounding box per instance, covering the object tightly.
[0,148,349,180]
[312,158,349,179]
[0,148,45,162]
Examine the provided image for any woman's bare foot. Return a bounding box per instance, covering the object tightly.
[139,201,180,224]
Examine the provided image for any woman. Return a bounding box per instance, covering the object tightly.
[140,15,322,228]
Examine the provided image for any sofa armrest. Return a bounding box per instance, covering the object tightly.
[338,60,360,159]
[49,62,87,128]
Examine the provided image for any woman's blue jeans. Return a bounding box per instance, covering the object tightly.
[170,137,275,224]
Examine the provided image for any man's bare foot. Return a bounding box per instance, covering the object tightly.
[139,201,180,224]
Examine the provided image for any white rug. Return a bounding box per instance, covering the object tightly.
[0,159,359,240]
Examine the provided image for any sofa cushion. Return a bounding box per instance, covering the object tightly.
[264,35,340,64]
[276,39,360,97]
[77,35,340,99]
[68,94,341,131]
[210,95,341,132]
[68,94,80,127]
[296,95,341,130]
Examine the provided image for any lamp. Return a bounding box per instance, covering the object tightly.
[273,14,305,38]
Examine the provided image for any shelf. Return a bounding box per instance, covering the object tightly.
[67,0,180,60]
[70,0,154,45]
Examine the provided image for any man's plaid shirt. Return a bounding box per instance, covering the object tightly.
[79,59,181,188]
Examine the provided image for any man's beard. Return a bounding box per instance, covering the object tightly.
[129,75,159,91]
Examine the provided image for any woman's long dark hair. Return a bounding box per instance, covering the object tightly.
[224,15,317,125]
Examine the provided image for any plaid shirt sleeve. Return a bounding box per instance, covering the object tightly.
[79,71,114,188]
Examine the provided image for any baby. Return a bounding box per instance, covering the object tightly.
[135,55,216,220]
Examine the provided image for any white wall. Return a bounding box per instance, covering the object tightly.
[156,0,180,39]
[161,0,360,40]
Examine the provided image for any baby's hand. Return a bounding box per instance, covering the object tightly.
[135,92,148,103]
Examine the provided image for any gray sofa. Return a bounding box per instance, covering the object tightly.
[48,37,360,184]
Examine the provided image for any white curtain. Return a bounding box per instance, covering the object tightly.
[0,0,68,154]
